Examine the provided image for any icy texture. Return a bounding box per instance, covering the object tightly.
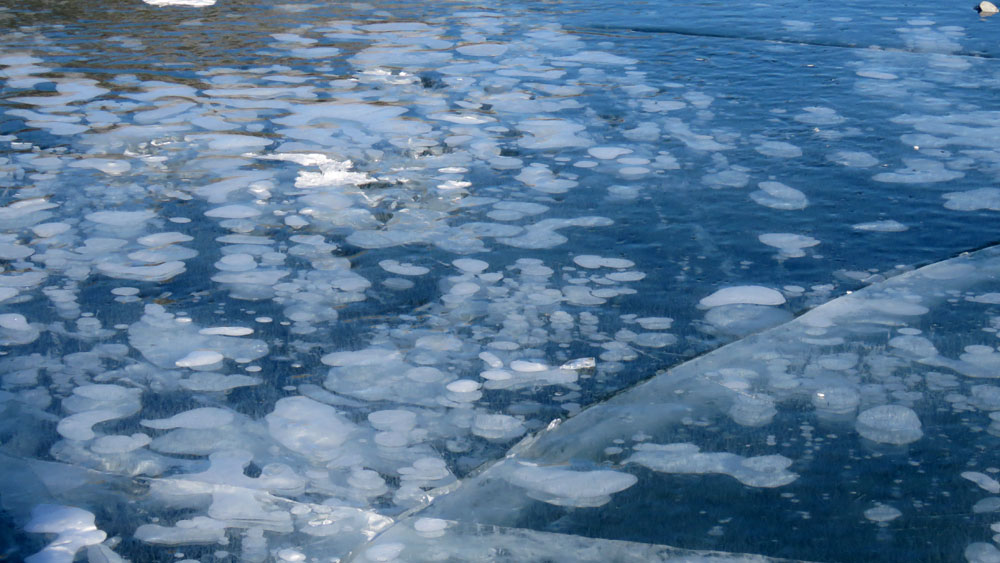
[1,3,999,562]
[855,405,923,445]
[626,443,797,488]
[505,464,638,507]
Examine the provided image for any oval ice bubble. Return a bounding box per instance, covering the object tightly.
[85,209,155,227]
[141,407,235,430]
[368,409,417,432]
[404,366,445,383]
[856,404,923,445]
[174,350,224,368]
[137,232,194,246]
[962,471,1000,494]
[699,286,786,308]
[864,504,902,523]
[636,317,673,330]
[413,517,448,538]
[57,409,123,441]
[361,542,405,562]
[90,433,152,454]
[478,351,503,368]
[750,181,808,210]
[729,394,777,427]
[204,204,262,219]
[471,413,526,441]
[0,313,40,345]
[759,233,820,258]
[573,255,635,269]
[510,360,547,372]
[374,431,409,448]
[812,387,860,415]
[452,258,489,273]
[445,379,481,393]
[505,465,638,508]
[199,326,253,336]
[378,260,429,276]
[31,222,71,238]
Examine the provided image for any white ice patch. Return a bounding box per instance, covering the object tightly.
[852,220,908,232]
[85,210,156,228]
[457,43,508,57]
[472,413,526,441]
[515,164,577,194]
[855,405,923,445]
[636,317,673,330]
[587,147,632,160]
[967,543,1000,563]
[204,205,262,219]
[631,332,677,348]
[505,464,637,507]
[322,348,401,367]
[24,505,106,563]
[0,198,58,223]
[829,150,878,167]
[487,201,548,221]
[510,360,548,372]
[0,288,18,304]
[199,326,254,336]
[453,258,489,274]
[96,261,186,283]
[857,70,898,80]
[699,286,786,308]
[517,119,591,149]
[138,232,194,246]
[0,313,40,345]
[0,242,33,261]
[368,409,417,432]
[90,433,152,454]
[962,471,1000,494]
[129,304,268,368]
[729,393,777,427]
[560,357,596,370]
[572,255,634,269]
[625,443,797,487]
[57,410,123,441]
[702,168,749,189]
[266,397,357,461]
[32,222,71,238]
[749,181,808,210]
[863,504,902,523]
[179,373,261,392]
[794,106,844,125]
[759,233,820,258]
[943,188,1000,211]
[174,350,224,368]
[134,517,227,546]
[497,217,613,250]
[67,158,131,176]
[141,407,234,430]
[755,141,802,158]
[873,159,963,184]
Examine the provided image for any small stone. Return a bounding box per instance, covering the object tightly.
[977,1,998,15]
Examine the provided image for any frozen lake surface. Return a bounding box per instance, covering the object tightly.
[1,0,1000,561]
